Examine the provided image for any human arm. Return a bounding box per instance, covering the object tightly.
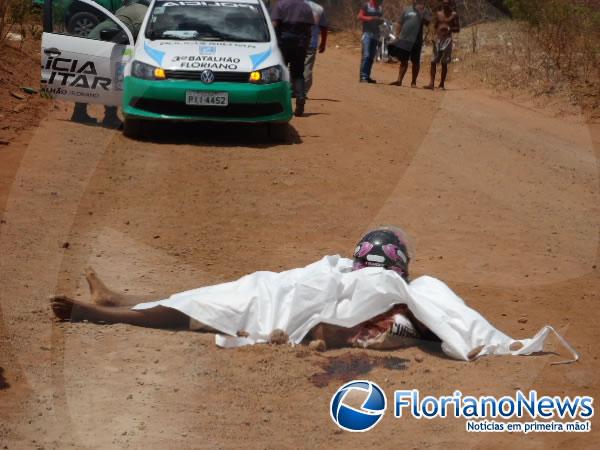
[357,7,382,24]
[394,20,402,37]
[318,10,328,53]
[318,26,328,53]
[307,323,360,349]
[450,11,460,33]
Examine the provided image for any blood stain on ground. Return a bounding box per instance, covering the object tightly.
[309,353,409,387]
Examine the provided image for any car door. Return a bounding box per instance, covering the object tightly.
[41,0,134,105]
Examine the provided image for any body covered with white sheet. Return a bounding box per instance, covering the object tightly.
[134,255,576,362]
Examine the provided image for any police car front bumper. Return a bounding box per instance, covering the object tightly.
[122,77,293,123]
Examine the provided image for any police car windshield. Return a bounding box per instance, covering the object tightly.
[146,0,269,42]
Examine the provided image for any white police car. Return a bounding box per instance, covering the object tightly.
[41,0,293,137]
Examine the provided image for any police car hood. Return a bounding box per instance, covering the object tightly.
[138,39,278,73]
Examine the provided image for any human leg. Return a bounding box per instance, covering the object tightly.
[393,60,409,86]
[102,106,121,129]
[410,42,423,87]
[50,295,189,329]
[365,36,378,81]
[303,48,317,96]
[440,63,448,89]
[360,34,378,82]
[424,62,436,89]
[288,46,307,116]
[280,40,306,115]
[85,267,152,307]
[439,40,452,89]
[411,62,421,87]
[71,103,96,124]
[425,39,442,89]
[360,34,369,80]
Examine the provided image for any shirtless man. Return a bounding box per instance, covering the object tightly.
[424,0,459,90]
[50,228,438,350]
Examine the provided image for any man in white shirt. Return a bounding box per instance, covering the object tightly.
[303,0,328,96]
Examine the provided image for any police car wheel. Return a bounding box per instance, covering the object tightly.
[68,12,99,37]
[123,118,143,139]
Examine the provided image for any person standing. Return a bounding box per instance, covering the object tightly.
[388,0,430,87]
[424,0,459,90]
[303,0,328,97]
[357,0,384,84]
[71,0,150,128]
[271,0,315,116]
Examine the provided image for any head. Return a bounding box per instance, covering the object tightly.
[441,0,452,10]
[352,226,412,281]
[413,0,425,13]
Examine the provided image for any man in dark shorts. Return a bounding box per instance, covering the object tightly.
[388,0,430,87]
[424,0,459,90]
[357,0,384,83]
[271,0,315,116]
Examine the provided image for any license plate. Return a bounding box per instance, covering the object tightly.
[185,91,229,106]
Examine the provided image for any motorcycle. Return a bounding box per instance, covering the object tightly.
[376,19,396,63]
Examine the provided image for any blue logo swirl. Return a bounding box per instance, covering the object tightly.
[330,380,387,432]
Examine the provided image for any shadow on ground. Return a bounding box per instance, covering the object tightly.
[126,121,303,147]
[0,367,9,390]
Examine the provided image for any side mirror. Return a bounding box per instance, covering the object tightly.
[100,28,120,41]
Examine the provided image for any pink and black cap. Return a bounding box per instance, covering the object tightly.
[352,227,411,281]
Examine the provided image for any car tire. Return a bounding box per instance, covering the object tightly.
[267,123,289,143]
[123,118,144,139]
[67,12,99,37]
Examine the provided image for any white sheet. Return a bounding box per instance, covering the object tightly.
[132,255,578,362]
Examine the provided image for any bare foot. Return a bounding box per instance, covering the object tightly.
[49,295,82,321]
[308,339,327,352]
[439,85,446,90]
[85,267,143,306]
[268,329,288,345]
[389,80,402,86]
[85,267,119,306]
[509,341,524,351]
[423,84,435,90]
[467,345,485,360]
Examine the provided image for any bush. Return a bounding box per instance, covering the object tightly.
[1,0,41,46]
[326,0,410,31]
[505,0,599,80]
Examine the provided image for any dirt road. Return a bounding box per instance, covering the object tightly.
[1,44,599,449]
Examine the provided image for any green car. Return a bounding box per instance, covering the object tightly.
[41,0,293,138]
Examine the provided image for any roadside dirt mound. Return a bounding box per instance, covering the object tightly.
[0,38,49,145]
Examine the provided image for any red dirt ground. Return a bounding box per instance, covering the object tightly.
[1,34,599,448]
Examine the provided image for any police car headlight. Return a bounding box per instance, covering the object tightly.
[131,60,166,80]
[249,65,282,84]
